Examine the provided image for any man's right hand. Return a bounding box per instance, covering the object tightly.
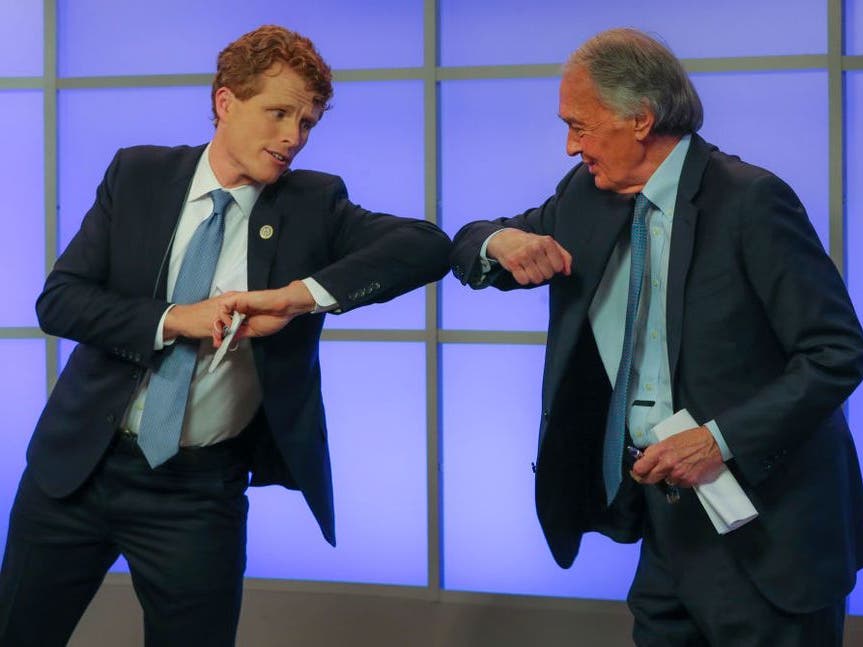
[163,293,239,342]
[486,228,572,285]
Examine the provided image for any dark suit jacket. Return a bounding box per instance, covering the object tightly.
[450,133,863,612]
[30,144,450,546]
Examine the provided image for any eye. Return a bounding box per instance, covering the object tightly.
[270,109,286,120]
[300,119,315,133]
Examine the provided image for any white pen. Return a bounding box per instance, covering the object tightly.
[208,311,245,373]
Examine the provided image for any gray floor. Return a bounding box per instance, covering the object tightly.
[70,574,863,647]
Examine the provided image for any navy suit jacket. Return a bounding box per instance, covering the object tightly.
[450,133,863,612]
[30,144,450,546]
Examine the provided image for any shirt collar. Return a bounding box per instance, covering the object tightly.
[641,134,691,219]
[187,142,263,218]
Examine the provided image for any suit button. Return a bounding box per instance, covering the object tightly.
[542,409,550,418]
[106,413,116,424]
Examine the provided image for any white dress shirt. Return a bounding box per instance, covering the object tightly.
[123,144,336,446]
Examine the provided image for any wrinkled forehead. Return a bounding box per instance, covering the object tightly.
[559,67,605,115]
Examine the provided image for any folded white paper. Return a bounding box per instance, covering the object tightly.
[652,410,758,535]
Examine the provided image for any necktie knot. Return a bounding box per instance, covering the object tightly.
[633,192,650,218]
[210,188,233,217]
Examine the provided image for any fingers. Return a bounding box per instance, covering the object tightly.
[212,320,224,348]
[216,289,285,317]
[557,242,573,276]
[630,449,662,483]
[232,322,250,343]
[211,305,236,347]
[240,314,293,339]
[216,308,234,328]
[631,442,686,485]
[631,428,724,488]
[500,234,573,285]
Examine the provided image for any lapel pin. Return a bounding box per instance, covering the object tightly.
[259,225,274,240]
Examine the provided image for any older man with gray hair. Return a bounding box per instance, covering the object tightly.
[450,27,863,645]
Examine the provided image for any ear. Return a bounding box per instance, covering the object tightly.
[214,87,234,123]
[633,103,655,142]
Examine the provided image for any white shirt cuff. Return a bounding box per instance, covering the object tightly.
[302,278,339,314]
[705,419,733,461]
[479,229,506,274]
[154,304,177,350]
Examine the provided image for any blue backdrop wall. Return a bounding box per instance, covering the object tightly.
[1,0,862,615]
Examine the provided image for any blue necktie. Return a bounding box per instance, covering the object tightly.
[603,193,650,504]
[137,189,233,467]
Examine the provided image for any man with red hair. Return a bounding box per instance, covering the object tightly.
[0,25,449,646]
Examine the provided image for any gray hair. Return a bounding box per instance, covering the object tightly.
[563,28,703,136]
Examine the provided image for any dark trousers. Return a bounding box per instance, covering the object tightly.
[0,433,250,647]
[627,485,845,647]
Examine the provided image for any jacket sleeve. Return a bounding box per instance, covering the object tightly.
[35,149,169,368]
[309,177,451,313]
[449,165,579,291]
[714,173,863,485]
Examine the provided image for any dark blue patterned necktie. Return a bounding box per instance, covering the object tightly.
[603,193,650,504]
[137,189,233,467]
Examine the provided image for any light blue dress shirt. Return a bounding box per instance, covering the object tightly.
[588,135,731,459]
[480,135,732,460]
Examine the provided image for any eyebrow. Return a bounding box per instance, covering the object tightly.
[266,103,320,122]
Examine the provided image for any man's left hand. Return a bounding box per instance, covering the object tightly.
[630,426,724,488]
[213,280,317,346]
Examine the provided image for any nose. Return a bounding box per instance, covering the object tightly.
[566,130,582,157]
[280,120,300,147]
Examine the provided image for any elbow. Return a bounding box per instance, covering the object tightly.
[846,322,863,385]
[35,294,61,337]
[421,227,453,282]
[35,280,70,338]
[433,244,453,281]
[852,342,863,387]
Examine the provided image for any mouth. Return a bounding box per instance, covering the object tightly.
[267,150,289,165]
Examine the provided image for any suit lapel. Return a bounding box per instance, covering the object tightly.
[544,185,632,416]
[147,145,207,300]
[247,180,283,290]
[579,190,634,283]
[666,134,714,390]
